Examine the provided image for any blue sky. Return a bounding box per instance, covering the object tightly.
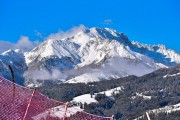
[0,0,180,52]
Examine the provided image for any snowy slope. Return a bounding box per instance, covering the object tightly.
[23,27,180,85]
[132,41,180,65]
[163,72,180,78]
[32,105,83,120]
[135,103,180,120]
[150,103,180,114]
[0,49,27,85]
[72,86,123,104]
[132,92,152,100]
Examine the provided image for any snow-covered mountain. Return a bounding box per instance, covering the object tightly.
[0,27,179,86]
[131,41,180,66]
[21,27,180,86]
[0,49,27,85]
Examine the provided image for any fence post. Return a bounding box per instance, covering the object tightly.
[8,65,16,98]
[111,115,114,120]
[23,89,36,120]
[63,102,68,120]
[146,112,151,120]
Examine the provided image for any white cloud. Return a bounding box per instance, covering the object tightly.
[47,24,86,40]
[29,69,67,81]
[0,36,40,53]
[15,36,36,51]
[102,19,113,25]
[0,41,14,53]
[0,25,86,53]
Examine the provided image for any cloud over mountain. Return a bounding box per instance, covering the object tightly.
[47,25,86,40]
[0,36,40,53]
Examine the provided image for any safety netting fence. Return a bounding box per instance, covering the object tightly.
[0,76,113,120]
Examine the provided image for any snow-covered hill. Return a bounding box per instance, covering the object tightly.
[72,86,123,105]
[23,27,180,86]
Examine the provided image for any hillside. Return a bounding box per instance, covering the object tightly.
[37,65,180,120]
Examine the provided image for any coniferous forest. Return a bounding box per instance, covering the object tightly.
[37,65,180,120]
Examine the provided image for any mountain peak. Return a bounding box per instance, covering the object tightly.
[90,27,121,38]
[1,26,179,85]
[2,49,17,56]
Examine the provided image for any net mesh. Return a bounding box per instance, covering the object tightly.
[0,76,113,120]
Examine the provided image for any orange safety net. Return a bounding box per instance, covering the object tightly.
[0,76,113,120]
